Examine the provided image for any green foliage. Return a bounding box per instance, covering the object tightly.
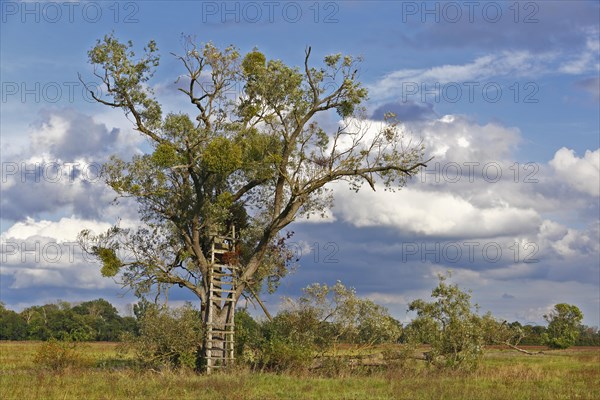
[542,303,584,349]
[576,325,600,346]
[283,281,402,348]
[238,282,402,372]
[152,142,179,168]
[120,303,202,370]
[203,137,243,174]
[87,33,162,129]
[480,315,516,345]
[0,300,135,342]
[71,299,130,341]
[234,308,262,360]
[518,324,548,345]
[241,49,266,75]
[244,315,316,373]
[0,304,27,340]
[95,247,122,277]
[406,274,485,370]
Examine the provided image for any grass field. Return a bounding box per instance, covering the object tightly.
[1,341,598,400]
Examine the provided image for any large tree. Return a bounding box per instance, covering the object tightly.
[542,303,583,349]
[79,34,428,371]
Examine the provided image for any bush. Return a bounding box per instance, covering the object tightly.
[258,336,315,373]
[234,308,263,360]
[34,339,85,371]
[406,273,485,370]
[239,313,317,372]
[120,302,202,370]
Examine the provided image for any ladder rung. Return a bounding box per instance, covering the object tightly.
[212,264,240,269]
[209,363,235,368]
[213,235,236,241]
[211,288,236,293]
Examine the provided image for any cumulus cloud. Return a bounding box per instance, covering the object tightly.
[550,147,600,196]
[1,109,143,222]
[0,216,117,290]
[537,219,600,259]
[28,109,135,160]
[416,114,521,161]
[324,114,539,240]
[334,185,540,239]
[1,216,112,242]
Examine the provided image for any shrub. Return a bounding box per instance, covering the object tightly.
[120,302,202,370]
[34,339,85,371]
[406,273,485,370]
[239,313,317,372]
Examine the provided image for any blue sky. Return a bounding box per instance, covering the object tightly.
[1,0,599,326]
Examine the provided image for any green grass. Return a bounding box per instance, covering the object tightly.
[1,342,598,399]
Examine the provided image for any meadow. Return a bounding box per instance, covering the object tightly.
[1,341,598,400]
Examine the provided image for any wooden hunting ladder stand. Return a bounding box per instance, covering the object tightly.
[205,225,238,374]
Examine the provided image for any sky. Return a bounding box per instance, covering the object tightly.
[1,0,599,326]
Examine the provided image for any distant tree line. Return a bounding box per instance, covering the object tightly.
[1,296,598,348]
[0,299,137,341]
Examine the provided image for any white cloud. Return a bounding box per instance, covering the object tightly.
[326,115,540,239]
[1,216,112,242]
[369,51,556,100]
[334,185,540,238]
[417,114,521,162]
[550,147,600,196]
[0,216,139,290]
[559,31,600,75]
[369,30,599,102]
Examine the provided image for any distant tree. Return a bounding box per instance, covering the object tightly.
[576,325,600,346]
[543,303,584,349]
[78,34,428,370]
[0,303,27,340]
[406,273,485,370]
[133,298,153,321]
[14,300,136,341]
[480,315,546,355]
[72,299,126,341]
[518,324,547,345]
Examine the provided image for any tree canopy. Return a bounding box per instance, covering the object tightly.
[77,34,428,369]
[543,303,584,349]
